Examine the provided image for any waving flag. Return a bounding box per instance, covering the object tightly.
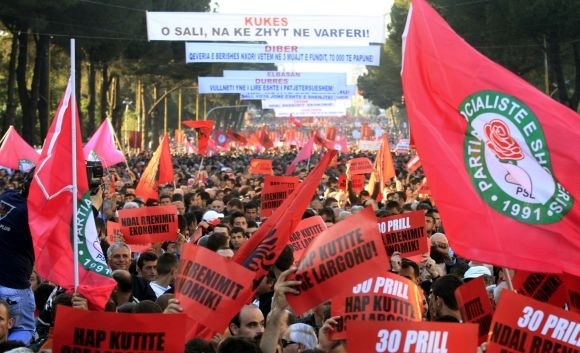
[289,114,303,128]
[402,0,580,275]
[83,118,125,167]
[226,128,248,145]
[135,133,173,201]
[182,120,214,155]
[27,78,116,310]
[286,136,315,175]
[0,126,39,172]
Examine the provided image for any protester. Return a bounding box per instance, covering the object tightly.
[0,185,35,344]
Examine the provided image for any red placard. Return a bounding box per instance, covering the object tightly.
[175,244,254,334]
[348,320,478,353]
[260,175,300,217]
[350,174,365,194]
[377,210,428,258]
[287,207,389,315]
[106,221,152,253]
[512,271,567,308]
[249,159,273,175]
[487,290,580,353]
[454,276,494,344]
[338,175,347,192]
[331,273,424,340]
[289,216,327,262]
[346,157,374,175]
[53,306,186,353]
[563,273,580,313]
[117,205,178,244]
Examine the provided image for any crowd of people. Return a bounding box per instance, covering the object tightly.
[0,147,502,352]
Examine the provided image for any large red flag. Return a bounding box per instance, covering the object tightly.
[182,120,214,155]
[83,118,125,167]
[402,0,580,275]
[0,125,39,172]
[135,134,173,201]
[27,79,116,310]
[234,151,336,292]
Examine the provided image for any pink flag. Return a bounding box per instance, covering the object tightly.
[0,126,39,172]
[286,136,315,175]
[83,118,125,167]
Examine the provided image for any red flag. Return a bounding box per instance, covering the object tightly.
[182,120,214,155]
[375,134,396,194]
[226,128,248,145]
[0,125,39,172]
[402,0,580,275]
[83,118,125,167]
[157,133,174,185]
[27,79,116,310]
[128,131,141,149]
[135,133,173,201]
[257,127,274,149]
[286,136,315,175]
[323,135,348,152]
[233,151,336,294]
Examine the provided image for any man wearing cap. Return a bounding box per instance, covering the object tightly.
[195,210,225,241]
[463,265,493,284]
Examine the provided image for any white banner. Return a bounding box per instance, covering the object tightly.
[358,140,382,151]
[223,70,347,84]
[185,43,381,65]
[241,93,352,100]
[262,99,350,109]
[147,12,385,44]
[198,77,350,94]
[274,107,347,117]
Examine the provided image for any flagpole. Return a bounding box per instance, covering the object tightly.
[198,157,204,183]
[70,39,80,293]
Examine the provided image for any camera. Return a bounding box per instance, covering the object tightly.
[86,160,104,189]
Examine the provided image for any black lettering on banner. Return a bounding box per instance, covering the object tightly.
[177,260,248,310]
[73,328,106,348]
[128,224,170,236]
[58,346,92,353]
[464,298,485,320]
[108,331,166,350]
[489,323,528,352]
[475,314,493,338]
[345,295,370,312]
[521,274,562,302]
[312,241,378,284]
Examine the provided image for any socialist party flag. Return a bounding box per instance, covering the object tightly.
[402,0,580,275]
[27,78,116,310]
